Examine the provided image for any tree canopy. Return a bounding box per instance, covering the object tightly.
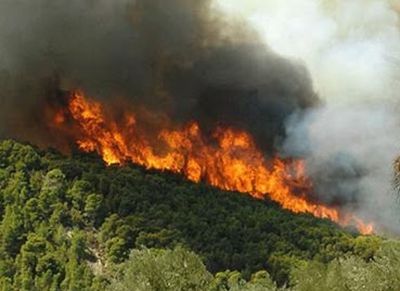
[0,140,393,290]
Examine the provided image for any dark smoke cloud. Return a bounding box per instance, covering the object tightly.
[0,0,317,153]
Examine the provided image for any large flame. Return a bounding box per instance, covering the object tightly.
[53,91,374,235]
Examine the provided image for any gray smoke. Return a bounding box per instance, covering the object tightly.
[222,0,400,233]
[283,103,400,233]
[0,0,317,153]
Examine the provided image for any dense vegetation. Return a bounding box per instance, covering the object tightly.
[0,139,395,290]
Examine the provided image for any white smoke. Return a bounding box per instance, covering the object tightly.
[215,0,400,103]
[215,0,400,232]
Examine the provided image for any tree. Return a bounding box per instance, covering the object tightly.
[210,270,277,291]
[38,169,66,216]
[107,247,213,291]
[291,241,400,291]
[0,205,25,257]
[61,230,94,291]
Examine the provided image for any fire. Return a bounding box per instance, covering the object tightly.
[54,90,374,234]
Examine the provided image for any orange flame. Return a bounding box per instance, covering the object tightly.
[55,91,374,234]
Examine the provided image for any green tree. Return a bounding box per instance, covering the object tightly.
[0,205,25,257]
[38,169,66,216]
[107,247,213,291]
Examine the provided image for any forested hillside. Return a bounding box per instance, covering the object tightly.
[1,139,398,291]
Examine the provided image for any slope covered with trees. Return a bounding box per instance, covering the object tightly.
[0,140,390,290]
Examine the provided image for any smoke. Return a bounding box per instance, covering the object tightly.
[215,0,400,103]
[284,104,400,233]
[0,0,316,153]
[217,0,400,232]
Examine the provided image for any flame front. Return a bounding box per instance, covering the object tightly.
[54,91,374,234]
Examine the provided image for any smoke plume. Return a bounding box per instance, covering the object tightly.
[0,0,316,153]
[217,0,400,232]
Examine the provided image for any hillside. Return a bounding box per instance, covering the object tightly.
[0,140,393,290]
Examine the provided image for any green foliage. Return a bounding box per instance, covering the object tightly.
[1,205,25,257]
[353,235,381,260]
[0,139,392,290]
[267,254,305,287]
[107,247,213,291]
[290,240,400,291]
[210,270,277,291]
